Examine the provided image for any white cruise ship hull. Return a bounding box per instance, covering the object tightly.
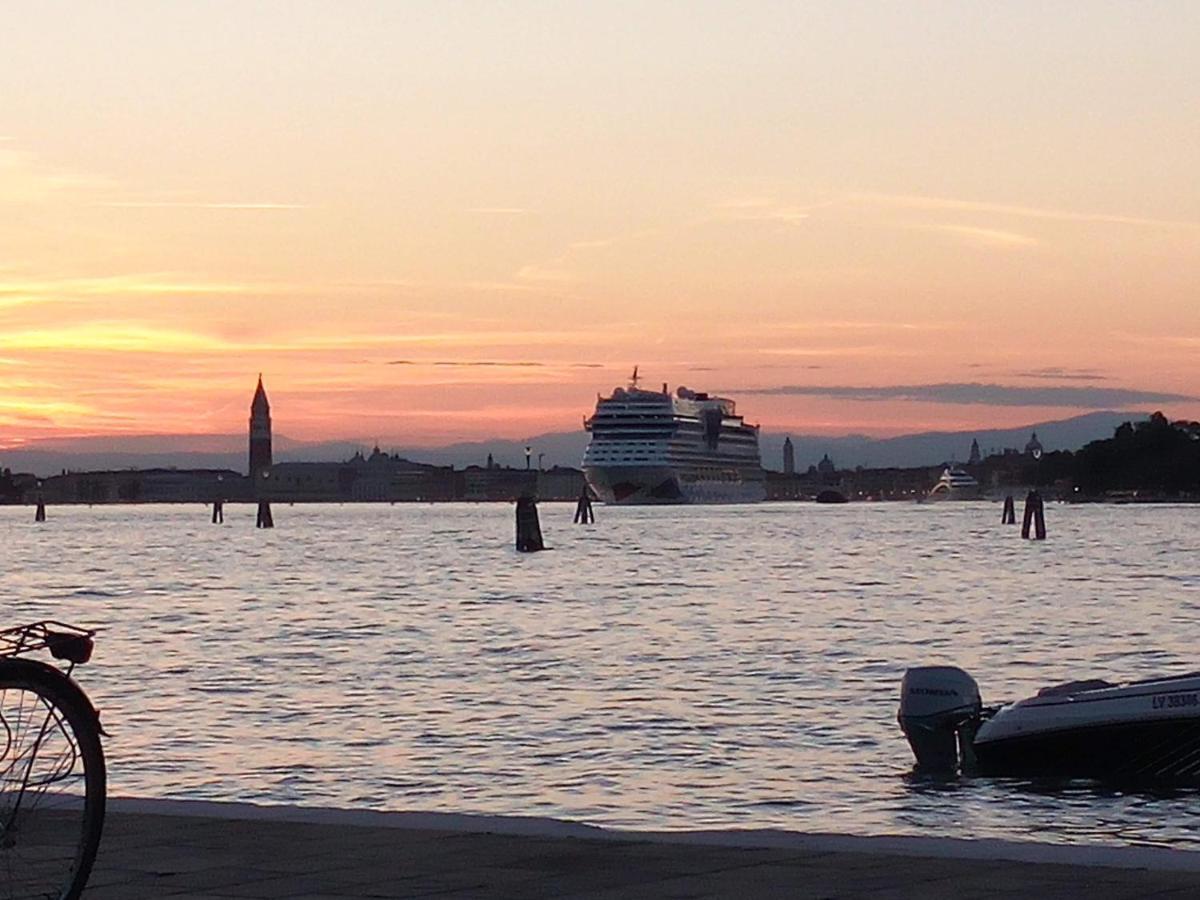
[584,464,766,505]
[582,375,766,505]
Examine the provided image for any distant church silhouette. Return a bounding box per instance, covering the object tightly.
[249,375,272,478]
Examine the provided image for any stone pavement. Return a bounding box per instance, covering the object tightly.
[85,800,1200,899]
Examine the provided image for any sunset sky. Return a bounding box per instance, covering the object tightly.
[2,2,1197,449]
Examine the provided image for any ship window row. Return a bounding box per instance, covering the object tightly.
[666,447,761,459]
[679,468,746,483]
[590,443,670,449]
[593,427,756,440]
[590,434,676,441]
[592,415,672,422]
[673,423,756,435]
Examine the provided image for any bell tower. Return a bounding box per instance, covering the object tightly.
[249,374,272,478]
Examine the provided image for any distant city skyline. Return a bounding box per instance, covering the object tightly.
[0,407,1151,480]
[1,3,1197,448]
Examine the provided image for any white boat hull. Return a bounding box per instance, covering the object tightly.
[900,666,1200,781]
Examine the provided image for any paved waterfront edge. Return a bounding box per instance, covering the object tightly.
[107,797,1200,872]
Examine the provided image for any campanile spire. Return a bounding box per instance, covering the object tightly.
[249,374,272,478]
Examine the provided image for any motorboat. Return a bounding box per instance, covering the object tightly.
[898,665,1200,781]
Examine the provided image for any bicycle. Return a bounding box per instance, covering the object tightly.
[1,622,106,900]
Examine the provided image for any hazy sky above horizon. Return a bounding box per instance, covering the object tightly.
[2,1,1197,448]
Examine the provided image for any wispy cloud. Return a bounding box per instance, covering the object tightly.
[0,322,595,356]
[689,363,824,372]
[758,345,913,358]
[1,273,260,296]
[515,264,576,284]
[2,142,310,213]
[0,324,232,354]
[96,201,308,210]
[388,359,603,369]
[1014,367,1108,382]
[0,273,280,309]
[460,279,572,295]
[265,328,594,353]
[0,146,116,202]
[920,223,1038,248]
[852,192,1200,231]
[770,320,961,334]
[735,382,1196,407]
[710,196,814,224]
[0,398,94,418]
[1116,332,1200,350]
[464,207,532,215]
[389,360,543,368]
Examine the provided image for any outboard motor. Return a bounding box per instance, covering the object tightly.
[898,666,982,773]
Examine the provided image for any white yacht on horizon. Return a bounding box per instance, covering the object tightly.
[582,369,766,504]
[927,465,982,500]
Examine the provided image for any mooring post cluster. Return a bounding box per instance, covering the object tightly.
[1001,494,1016,525]
[515,495,545,552]
[573,489,595,525]
[255,501,274,529]
[1021,490,1047,540]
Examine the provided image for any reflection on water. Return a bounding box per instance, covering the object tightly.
[3,501,1199,846]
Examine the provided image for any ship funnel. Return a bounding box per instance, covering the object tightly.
[897,666,982,773]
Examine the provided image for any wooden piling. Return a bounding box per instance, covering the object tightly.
[256,501,274,529]
[573,489,594,525]
[212,500,224,524]
[515,495,544,552]
[1021,490,1046,540]
[34,495,46,523]
[1001,495,1016,524]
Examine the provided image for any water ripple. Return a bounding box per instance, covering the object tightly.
[3,501,1200,845]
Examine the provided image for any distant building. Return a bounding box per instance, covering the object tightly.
[249,375,272,478]
[968,438,981,466]
[266,461,349,502]
[783,437,795,475]
[536,466,587,500]
[267,451,459,502]
[462,466,537,501]
[817,454,835,477]
[1025,432,1044,458]
[33,468,247,504]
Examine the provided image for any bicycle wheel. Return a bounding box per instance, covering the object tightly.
[0,659,106,900]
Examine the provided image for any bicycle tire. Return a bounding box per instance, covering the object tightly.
[0,659,106,900]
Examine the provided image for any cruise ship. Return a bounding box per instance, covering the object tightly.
[582,369,766,504]
[927,466,982,500]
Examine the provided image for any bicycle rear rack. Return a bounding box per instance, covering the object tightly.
[0,621,96,664]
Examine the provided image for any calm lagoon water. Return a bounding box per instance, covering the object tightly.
[3,501,1200,847]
